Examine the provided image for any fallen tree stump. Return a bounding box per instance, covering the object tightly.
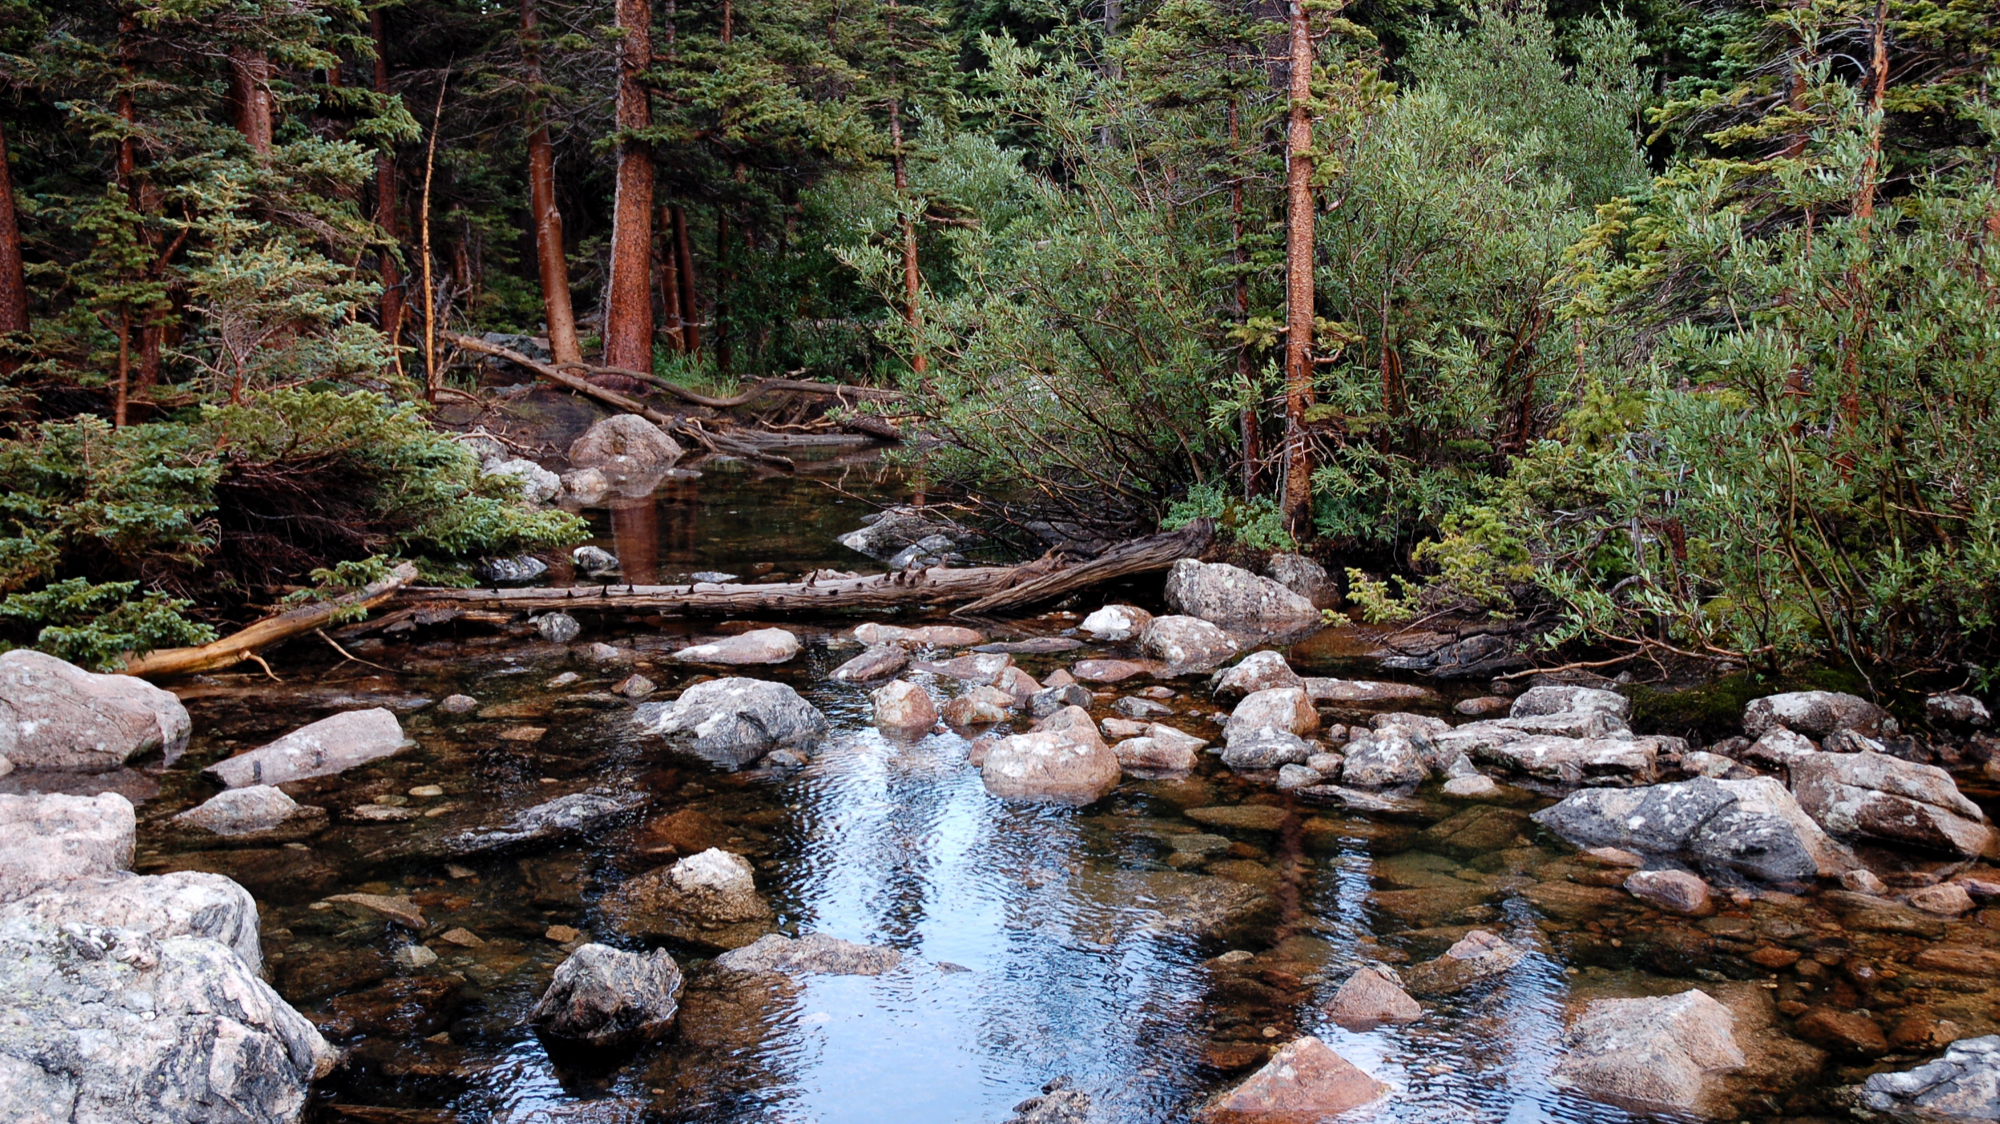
[394,520,1211,619]
[122,562,419,679]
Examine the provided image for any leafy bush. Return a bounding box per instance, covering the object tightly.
[1164,483,1294,553]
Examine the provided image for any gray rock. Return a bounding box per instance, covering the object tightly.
[1380,632,1527,678]
[1163,558,1320,630]
[479,554,548,584]
[1225,687,1317,743]
[481,456,561,504]
[1219,727,1313,770]
[1340,731,1431,788]
[204,708,410,788]
[1212,650,1304,699]
[530,943,683,1047]
[636,678,829,768]
[571,545,621,578]
[568,414,684,475]
[671,628,801,666]
[606,848,773,951]
[1743,690,1887,738]
[1550,989,1744,1115]
[0,650,191,772]
[1929,693,1992,728]
[714,932,903,976]
[871,680,937,736]
[837,506,969,561]
[830,643,910,683]
[1138,615,1239,674]
[1113,696,1172,719]
[1001,1076,1091,1124]
[1275,763,1324,790]
[1302,677,1438,705]
[1532,777,1849,881]
[1510,685,1630,722]
[1091,868,1275,942]
[1325,965,1420,1029]
[1862,1034,2000,1119]
[1370,712,1452,739]
[1265,552,1341,609]
[172,786,323,843]
[0,915,335,1124]
[535,610,583,644]
[1791,750,1993,856]
[0,871,262,973]
[1078,604,1153,642]
[1735,727,1818,771]
[0,792,135,903]
[1469,734,1667,787]
[1402,929,1525,996]
[981,706,1121,804]
[1030,683,1093,718]
[444,791,646,856]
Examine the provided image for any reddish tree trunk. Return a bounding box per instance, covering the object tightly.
[1855,0,1887,220]
[671,203,700,352]
[602,0,655,372]
[371,9,404,349]
[1281,1,1316,536]
[0,117,27,374]
[522,0,581,367]
[230,49,274,155]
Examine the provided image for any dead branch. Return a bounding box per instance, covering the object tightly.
[122,562,419,679]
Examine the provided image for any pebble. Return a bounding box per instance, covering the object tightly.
[438,928,485,948]
[545,925,582,943]
[617,673,657,698]
[440,694,479,714]
[409,785,445,798]
[393,944,438,970]
[446,864,477,880]
[548,671,581,688]
[497,726,548,742]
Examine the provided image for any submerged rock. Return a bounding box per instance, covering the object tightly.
[0,792,135,903]
[981,706,1120,804]
[537,612,582,643]
[714,932,903,976]
[444,791,646,856]
[635,678,829,768]
[0,914,336,1124]
[607,848,774,951]
[670,628,802,666]
[1197,1036,1386,1122]
[172,785,323,842]
[1000,1077,1091,1124]
[1164,558,1321,630]
[531,943,684,1048]
[1402,929,1525,995]
[1791,750,1993,857]
[0,649,191,772]
[204,707,409,788]
[1532,777,1849,881]
[1861,1034,2000,1119]
[1550,989,1744,1115]
[1078,604,1153,642]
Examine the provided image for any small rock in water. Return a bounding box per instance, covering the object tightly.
[439,927,484,948]
[671,628,801,666]
[617,674,657,699]
[1325,965,1422,1029]
[205,708,410,789]
[1455,695,1511,717]
[1624,869,1713,915]
[546,924,582,943]
[1031,683,1092,718]
[1001,1076,1091,1124]
[548,671,581,688]
[393,944,439,970]
[326,893,427,929]
[690,571,738,584]
[440,694,478,713]
[873,680,938,737]
[831,643,911,684]
[1275,764,1323,790]
[1551,989,1745,1113]
[584,641,629,663]
[537,612,582,644]
[410,785,445,798]
[763,748,806,769]
[1115,696,1172,719]
[480,555,549,584]
[173,785,307,837]
[530,943,684,1048]
[1909,882,1975,916]
[1198,1037,1386,1121]
[1442,774,1500,798]
[572,545,621,578]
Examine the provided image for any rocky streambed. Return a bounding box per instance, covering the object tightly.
[6,506,2000,1122]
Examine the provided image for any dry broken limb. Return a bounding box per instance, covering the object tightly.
[392,520,1212,618]
[121,562,419,679]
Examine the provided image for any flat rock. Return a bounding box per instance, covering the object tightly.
[1302,677,1436,704]
[853,622,985,647]
[1197,1036,1386,1122]
[636,678,829,768]
[205,708,409,788]
[0,650,191,771]
[1862,1034,2000,1119]
[913,652,1015,684]
[1164,558,1321,630]
[1072,658,1153,683]
[1185,805,1289,832]
[323,892,426,929]
[671,628,802,666]
[0,870,262,972]
[0,792,135,903]
[1532,777,1850,881]
[531,942,683,1047]
[1511,684,1630,722]
[1089,868,1276,942]
[1467,733,1665,787]
[1551,989,1745,1114]
[713,932,903,975]
[830,643,910,683]
[1791,750,1993,857]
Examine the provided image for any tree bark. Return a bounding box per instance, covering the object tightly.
[657,204,684,350]
[1281,1,1316,536]
[891,99,925,375]
[229,49,274,155]
[671,203,700,351]
[1854,0,1887,220]
[602,0,655,372]
[0,116,24,372]
[1229,95,1257,501]
[371,8,404,353]
[522,0,582,367]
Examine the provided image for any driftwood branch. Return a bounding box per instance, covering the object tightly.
[393,522,1210,618]
[122,563,419,679]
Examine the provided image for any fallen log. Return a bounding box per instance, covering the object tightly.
[392,520,1211,618]
[561,363,903,409]
[122,563,419,679]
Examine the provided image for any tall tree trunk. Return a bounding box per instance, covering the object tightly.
[1281,1,1316,536]
[602,0,655,372]
[657,205,683,351]
[714,209,731,374]
[0,117,27,376]
[1230,95,1257,501]
[371,8,404,357]
[671,203,699,352]
[118,14,161,412]
[522,0,582,366]
[1855,0,1887,219]
[230,49,274,155]
[891,99,925,375]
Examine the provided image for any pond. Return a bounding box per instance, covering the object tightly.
[107,453,2000,1124]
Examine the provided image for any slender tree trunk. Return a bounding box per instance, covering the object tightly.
[521,0,582,367]
[230,49,274,155]
[657,205,683,351]
[0,118,27,376]
[891,100,925,375]
[1855,0,1887,219]
[371,9,404,359]
[1230,95,1257,501]
[1281,1,1316,536]
[118,15,161,407]
[419,77,446,401]
[603,0,655,372]
[671,203,700,352]
[714,209,731,374]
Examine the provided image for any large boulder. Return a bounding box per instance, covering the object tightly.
[0,871,263,972]
[606,848,774,951]
[0,650,191,771]
[205,708,409,788]
[1164,558,1321,630]
[1212,651,1304,699]
[635,678,829,768]
[670,628,801,666]
[0,915,335,1124]
[0,792,135,903]
[1550,989,1744,1115]
[1532,777,1849,881]
[1791,750,1993,857]
[1265,553,1341,609]
[1139,615,1239,675]
[1197,1036,1386,1122]
[1510,685,1630,723]
[1078,604,1153,642]
[1743,690,1887,738]
[530,943,684,1048]
[1861,1034,2000,1120]
[567,414,683,475]
[836,506,969,561]
[981,706,1121,804]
